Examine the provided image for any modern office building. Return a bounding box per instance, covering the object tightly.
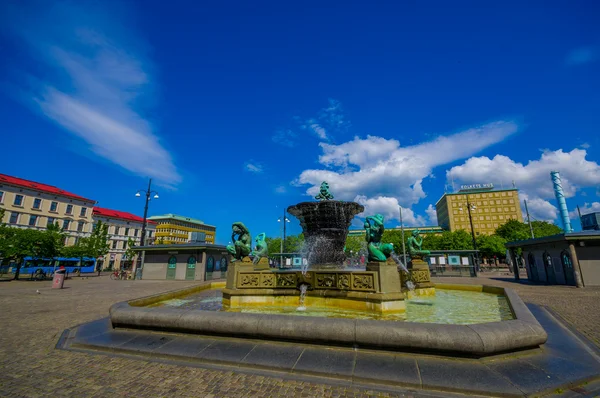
[147,214,216,245]
[581,212,600,231]
[435,185,523,236]
[92,207,156,271]
[0,173,96,245]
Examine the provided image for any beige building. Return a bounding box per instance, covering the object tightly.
[0,173,95,245]
[92,207,156,271]
[148,214,216,245]
[436,186,523,236]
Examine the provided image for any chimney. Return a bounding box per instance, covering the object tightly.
[550,171,572,233]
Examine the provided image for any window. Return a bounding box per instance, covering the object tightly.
[134,229,139,237]
[66,204,73,214]
[9,212,19,224]
[80,207,87,217]
[125,227,130,236]
[33,198,42,209]
[77,221,85,232]
[47,217,56,227]
[14,195,23,206]
[0,191,3,203]
[29,215,38,226]
[112,240,118,249]
[62,219,70,230]
[50,201,58,212]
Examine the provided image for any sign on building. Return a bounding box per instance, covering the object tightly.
[459,183,494,191]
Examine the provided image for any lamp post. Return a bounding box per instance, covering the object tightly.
[277,211,290,267]
[459,195,479,276]
[135,178,159,275]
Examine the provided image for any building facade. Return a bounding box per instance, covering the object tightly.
[136,243,228,281]
[147,214,216,245]
[435,187,523,236]
[0,173,95,245]
[581,212,600,231]
[92,207,156,271]
[506,232,600,286]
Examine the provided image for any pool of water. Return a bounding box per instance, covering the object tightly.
[150,289,514,324]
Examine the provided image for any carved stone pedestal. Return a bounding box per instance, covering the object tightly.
[408,258,435,293]
[254,257,270,271]
[366,260,402,294]
[225,257,253,289]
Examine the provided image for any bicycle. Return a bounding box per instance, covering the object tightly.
[110,270,127,280]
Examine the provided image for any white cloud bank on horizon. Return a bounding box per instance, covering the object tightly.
[447,149,600,222]
[295,120,519,226]
[2,2,181,187]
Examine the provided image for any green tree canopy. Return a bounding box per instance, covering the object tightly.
[476,234,507,258]
[495,219,562,242]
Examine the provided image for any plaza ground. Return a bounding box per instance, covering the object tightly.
[0,274,599,397]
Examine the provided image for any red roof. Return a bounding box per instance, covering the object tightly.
[93,207,157,224]
[0,173,95,203]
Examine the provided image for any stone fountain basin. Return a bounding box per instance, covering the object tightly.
[109,282,547,357]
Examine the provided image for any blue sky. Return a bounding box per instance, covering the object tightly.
[1,0,599,244]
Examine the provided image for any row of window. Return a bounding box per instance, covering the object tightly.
[453,207,517,215]
[0,191,88,217]
[454,214,515,222]
[7,212,87,231]
[451,191,514,200]
[452,199,515,207]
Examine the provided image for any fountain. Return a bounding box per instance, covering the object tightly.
[106,180,548,359]
[221,181,429,314]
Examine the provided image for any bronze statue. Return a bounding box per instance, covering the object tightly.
[407,229,430,260]
[226,222,252,261]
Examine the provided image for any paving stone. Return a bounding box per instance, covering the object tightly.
[485,358,562,394]
[293,347,356,379]
[195,340,257,365]
[73,330,137,349]
[353,352,420,387]
[120,333,175,353]
[152,335,216,357]
[75,317,112,338]
[241,343,304,371]
[417,358,523,396]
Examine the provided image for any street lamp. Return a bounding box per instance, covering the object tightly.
[277,213,291,267]
[459,196,479,276]
[135,178,159,274]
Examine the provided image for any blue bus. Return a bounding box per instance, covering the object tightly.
[13,256,97,275]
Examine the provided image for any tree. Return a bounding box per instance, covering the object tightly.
[124,238,137,265]
[62,221,109,271]
[344,235,364,255]
[495,219,562,242]
[476,234,507,259]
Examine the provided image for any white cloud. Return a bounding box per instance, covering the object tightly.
[274,185,287,194]
[296,120,518,207]
[309,122,328,140]
[569,202,600,218]
[3,2,181,186]
[447,148,600,222]
[244,161,264,173]
[354,195,426,226]
[425,204,438,225]
[566,47,597,66]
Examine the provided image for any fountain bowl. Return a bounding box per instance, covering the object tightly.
[287,200,364,268]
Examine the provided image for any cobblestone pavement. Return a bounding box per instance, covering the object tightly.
[435,274,600,347]
[0,277,439,398]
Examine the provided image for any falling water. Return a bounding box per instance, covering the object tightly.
[390,251,409,273]
[297,284,308,311]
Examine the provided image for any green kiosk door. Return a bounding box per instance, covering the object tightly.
[166,256,177,280]
[185,256,196,280]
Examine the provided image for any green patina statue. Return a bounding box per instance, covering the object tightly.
[315,181,334,201]
[407,229,430,260]
[364,214,394,262]
[251,233,269,265]
[226,222,252,261]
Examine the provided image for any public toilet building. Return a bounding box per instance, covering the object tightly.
[506,231,600,287]
[135,244,229,281]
